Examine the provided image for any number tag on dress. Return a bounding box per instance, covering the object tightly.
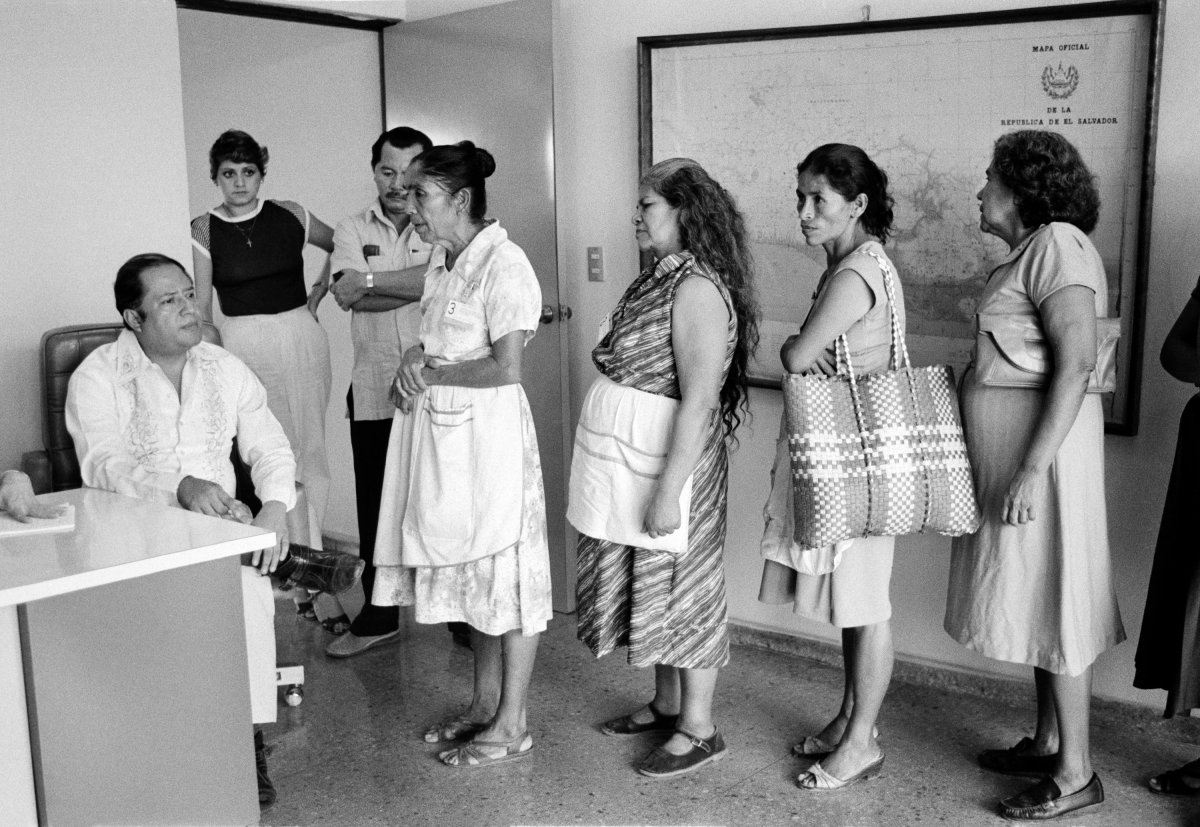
[598,313,612,343]
[445,300,459,318]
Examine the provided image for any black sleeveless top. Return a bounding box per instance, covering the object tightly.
[190,199,308,316]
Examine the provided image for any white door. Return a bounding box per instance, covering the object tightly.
[383,0,574,610]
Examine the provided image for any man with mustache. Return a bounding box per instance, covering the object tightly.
[324,127,436,658]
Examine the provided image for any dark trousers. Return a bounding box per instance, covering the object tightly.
[347,387,399,634]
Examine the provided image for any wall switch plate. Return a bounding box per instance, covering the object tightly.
[587,246,604,281]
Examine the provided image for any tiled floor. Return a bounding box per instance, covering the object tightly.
[264,605,1200,826]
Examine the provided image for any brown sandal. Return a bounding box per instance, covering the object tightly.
[439,733,533,768]
[423,715,487,743]
[1150,761,1200,796]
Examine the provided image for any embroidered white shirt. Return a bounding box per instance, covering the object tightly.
[331,202,433,420]
[66,330,297,510]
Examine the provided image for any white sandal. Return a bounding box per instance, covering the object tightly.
[792,725,880,757]
[799,754,885,791]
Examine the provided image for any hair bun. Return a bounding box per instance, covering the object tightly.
[475,149,496,179]
[456,141,496,179]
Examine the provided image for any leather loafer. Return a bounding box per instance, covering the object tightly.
[637,727,726,778]
[999,773,1104,821]
[979,737,1058,777]
[324,629,401,659]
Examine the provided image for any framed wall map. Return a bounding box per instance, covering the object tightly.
[639,1,1164,434]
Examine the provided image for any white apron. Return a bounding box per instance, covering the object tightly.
[375,383,525,568]
[568,375,693,554]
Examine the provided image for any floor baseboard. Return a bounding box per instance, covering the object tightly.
[729,622,1200,745]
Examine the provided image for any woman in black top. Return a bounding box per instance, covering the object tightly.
[190,130,340,628]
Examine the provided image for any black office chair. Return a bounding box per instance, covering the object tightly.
[21,323,124,494]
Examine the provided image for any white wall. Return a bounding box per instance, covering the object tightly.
[0,0,192,474]
[177,9,384,540]
[554,0,1199,708]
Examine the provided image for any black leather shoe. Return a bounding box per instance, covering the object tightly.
[979,737,1058,777]
[254,729,276,810]
[600,702,679,736]
[272,544,365,596]
[999,773,1103,820]
[637,727,726,778]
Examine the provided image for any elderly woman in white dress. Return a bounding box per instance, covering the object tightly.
[376,141,552,768]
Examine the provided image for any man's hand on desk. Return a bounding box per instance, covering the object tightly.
[177,475,248,521]
[250,501,289,575]
[0,470,66,522]
[177,477,286,574]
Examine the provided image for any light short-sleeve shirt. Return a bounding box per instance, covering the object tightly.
[420,221,542,363]
[65,330,297,510]
[331,202,433,420]
[978,222,1108,318]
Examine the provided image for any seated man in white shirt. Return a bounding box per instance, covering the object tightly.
[65,253,294,810]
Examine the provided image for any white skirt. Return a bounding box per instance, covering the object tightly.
[222,306,332,547]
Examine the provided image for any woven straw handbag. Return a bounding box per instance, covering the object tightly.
[783,253,981,548]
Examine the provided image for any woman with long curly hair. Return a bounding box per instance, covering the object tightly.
[758,143,904,792]
[568,157,758,778]
[945,130,1122,820]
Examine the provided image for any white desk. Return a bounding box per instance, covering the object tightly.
[0,487,273,827]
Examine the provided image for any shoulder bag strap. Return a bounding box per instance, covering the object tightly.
[862,249,910,371]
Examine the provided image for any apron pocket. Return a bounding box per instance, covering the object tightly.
[408,400,475,544]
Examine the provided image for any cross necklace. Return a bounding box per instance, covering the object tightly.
[223,205,259,248]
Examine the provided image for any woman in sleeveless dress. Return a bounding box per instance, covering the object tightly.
[759,144,903,792]
[570,158,759,779]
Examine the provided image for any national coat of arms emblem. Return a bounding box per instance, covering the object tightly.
[1041,63,1080,99]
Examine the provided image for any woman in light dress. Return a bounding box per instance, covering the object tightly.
[378,141,552,768]
[759,143,904,792]
[570,157,758,779]
[945,130,1123,820]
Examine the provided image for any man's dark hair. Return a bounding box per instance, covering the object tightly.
[371,126,433,168]
[114,253,188,331]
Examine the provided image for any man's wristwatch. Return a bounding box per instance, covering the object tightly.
[365,272,375,294]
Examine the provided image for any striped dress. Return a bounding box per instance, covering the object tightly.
[575,251,737,669]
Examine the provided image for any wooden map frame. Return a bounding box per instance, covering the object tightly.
[638,0,1165,435]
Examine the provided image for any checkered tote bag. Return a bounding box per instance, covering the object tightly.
[783,253,980,548]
